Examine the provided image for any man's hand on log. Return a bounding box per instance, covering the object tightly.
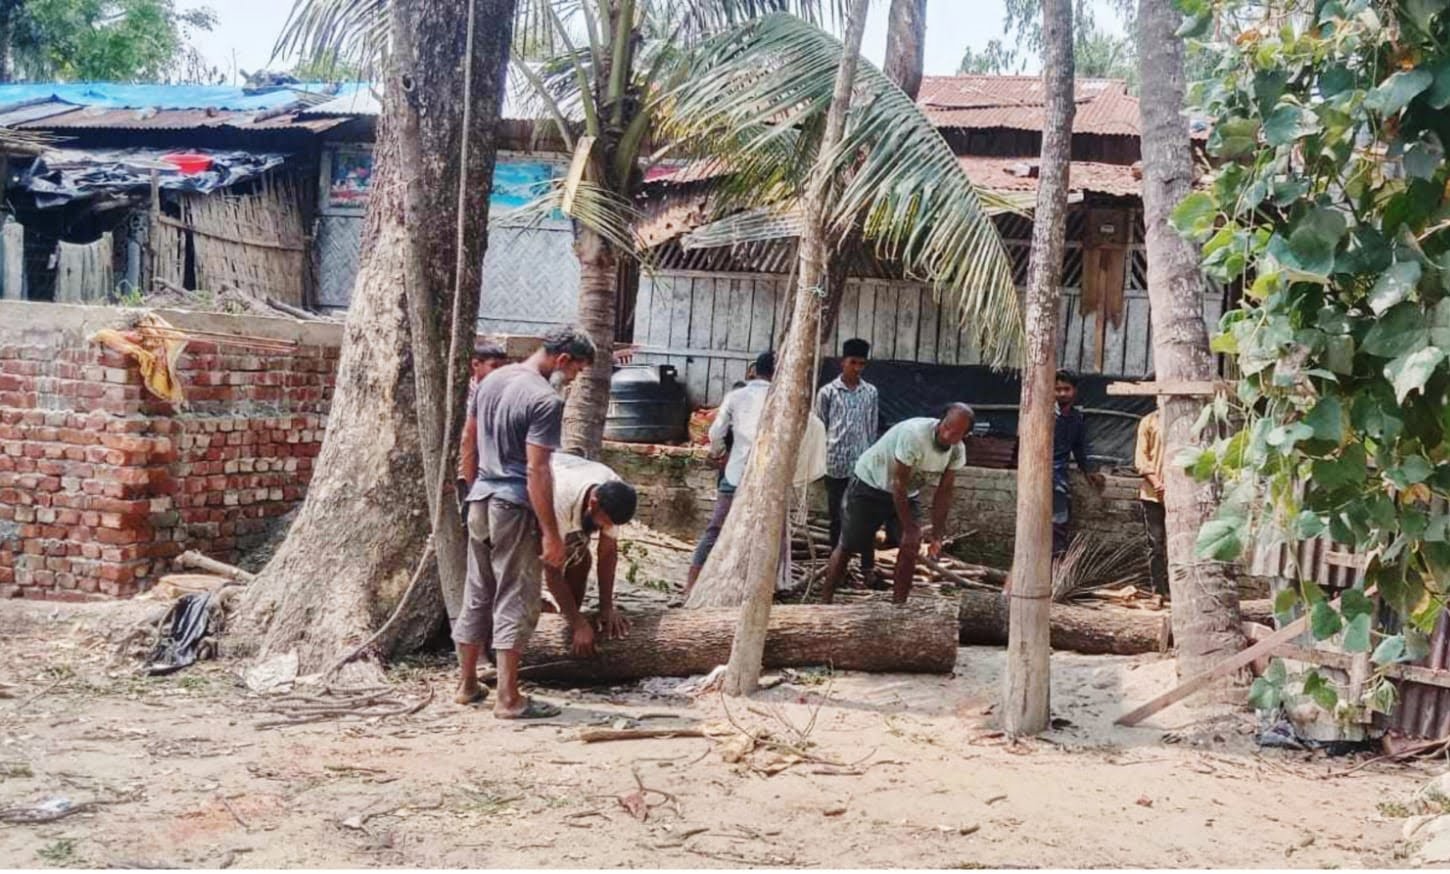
[571,616,598,657]
[596,608,631,641]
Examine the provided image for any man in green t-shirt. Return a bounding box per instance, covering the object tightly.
[820,404,974,605]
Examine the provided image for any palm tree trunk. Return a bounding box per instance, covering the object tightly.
[883,0,926,100]
[1002,0,1073,737]
[0,0,17,84]
[562,227,620,458]
[1137,0,1245,685]
[687,0,873,697]
[234,0,515,673]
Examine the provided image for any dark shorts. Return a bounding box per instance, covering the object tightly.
[838,476,921,554]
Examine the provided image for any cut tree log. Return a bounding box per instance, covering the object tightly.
[959,589,1171,655]
[176,551,255,584]
[521,601,958,684]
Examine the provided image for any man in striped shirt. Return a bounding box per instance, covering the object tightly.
[815,338,880,583]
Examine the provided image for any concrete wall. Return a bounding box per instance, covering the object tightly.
[0,301,340,599]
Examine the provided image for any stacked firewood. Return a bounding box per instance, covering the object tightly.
[783,524,1005,599]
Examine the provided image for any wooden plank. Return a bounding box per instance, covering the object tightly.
[1102,300,1128,376]
[917,285,940,365]
[1122,298,1152,376]
[835,280,860,351]
[872,282,898,361]
[896,284,921,363]
[725,277,751,351]
[1075,306,1096,374]
[1117,586,1376,726]
[1056,294,1073,365]
[1262,641,1450,692]
[709,277,733,403]
[685,278,716,404]
[1106,380,1231,397]
[937,297,959,365]
[633,276,655,347]
[957,315,982,366]
[748,277,777,353]
[851,281,874,359]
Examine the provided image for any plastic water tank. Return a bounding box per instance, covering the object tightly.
[604,364,689,444]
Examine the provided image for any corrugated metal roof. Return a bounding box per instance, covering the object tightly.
[0,98,79,127]
[300,71,571,123]
[957,155,1141,197]
[0,82,365,112]
[918,75,1140,137]
[302,88,380,117]
[16,106,348,134]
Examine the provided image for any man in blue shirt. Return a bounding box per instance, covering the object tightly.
[1052,370,1105,558]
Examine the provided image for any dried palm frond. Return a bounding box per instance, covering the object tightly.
[1051,534,1145,603]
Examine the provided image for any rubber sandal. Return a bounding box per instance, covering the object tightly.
[495,697,562,720]
[457,687,488,706]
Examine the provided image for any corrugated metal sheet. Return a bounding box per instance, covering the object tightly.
[0,82,365,112]
[957,155,1141,197]
[18,106,347,134]
[918,75,1140,137]
[0,98,78,127]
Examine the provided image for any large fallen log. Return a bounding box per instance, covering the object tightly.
[521,601,958,683]
[958,589,1172,655]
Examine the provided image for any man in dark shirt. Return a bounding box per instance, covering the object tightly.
[1052,370,1105,558]
[453,327,597,719]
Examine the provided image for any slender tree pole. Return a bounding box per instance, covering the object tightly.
[716,0,872,696]
[1002,0,1073,737]
[1137,0,1245,683]
[883,0,926,100]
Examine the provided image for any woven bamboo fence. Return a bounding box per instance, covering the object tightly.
[151,173,310,306]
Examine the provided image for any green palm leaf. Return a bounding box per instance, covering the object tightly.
[663,12,1025,367]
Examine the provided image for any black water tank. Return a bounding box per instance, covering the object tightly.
[604,364,689,444]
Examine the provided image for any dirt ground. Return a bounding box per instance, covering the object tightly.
[0,541,1437,869]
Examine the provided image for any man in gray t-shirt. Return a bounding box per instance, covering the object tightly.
[453,326,597,719]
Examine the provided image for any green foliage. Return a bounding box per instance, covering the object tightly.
[956,0,1139,87]
[1185,0,1450,647]
[10,0,216,82]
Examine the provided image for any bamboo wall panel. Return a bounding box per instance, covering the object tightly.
[181,174,309,306]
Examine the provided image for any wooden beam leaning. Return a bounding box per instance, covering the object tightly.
[1116,586,1376,726]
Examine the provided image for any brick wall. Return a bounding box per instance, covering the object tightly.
[600,440,1150,569]
[0,302,341,600]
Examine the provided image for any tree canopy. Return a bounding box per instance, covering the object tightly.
[4,0,217,82]
[958,0,1137,86]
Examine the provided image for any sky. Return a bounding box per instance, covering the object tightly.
[181,0,1126,84]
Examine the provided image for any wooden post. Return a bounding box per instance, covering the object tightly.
[147,169,160,292]
[1003,0,1074,737]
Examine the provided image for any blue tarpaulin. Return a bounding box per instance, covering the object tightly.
[0,82,369,113]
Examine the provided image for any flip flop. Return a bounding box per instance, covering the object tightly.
[456,687,489,706]
[495,697,562,720]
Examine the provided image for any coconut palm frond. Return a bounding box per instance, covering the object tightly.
[274,0,389,72]
[497,181,650,268]
[663,12,1024,366]
[1051,534,1146,603]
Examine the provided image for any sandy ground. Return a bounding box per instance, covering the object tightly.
[0,577,1437,872]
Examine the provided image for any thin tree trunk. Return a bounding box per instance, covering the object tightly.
[562,228,620,458]
[686,0,872,699]
[234,0,515,674]
[0,0,17,84]
[1002,0,1073,737]
[1137,0,1245,685]
[883,0,927,100]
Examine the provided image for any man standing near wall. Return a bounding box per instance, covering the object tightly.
[821,404,974,605]
[1134,407,1169,598]
[456,341,510,511]
[815,338,879,585]
[1052,371,1105,558]
[683,351,826,602]
[453,327,597,719]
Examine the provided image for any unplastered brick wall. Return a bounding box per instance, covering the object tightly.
[600,440,1149,569]
[0,301,340,600]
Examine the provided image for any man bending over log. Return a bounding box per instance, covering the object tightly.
[821,404,974,605]
[453,327,596,719]
[540,452,638,643]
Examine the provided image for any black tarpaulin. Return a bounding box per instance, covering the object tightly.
[21,148,289,207]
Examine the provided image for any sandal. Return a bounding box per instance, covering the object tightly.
[495,697,562,720]
[456,687,488,706]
